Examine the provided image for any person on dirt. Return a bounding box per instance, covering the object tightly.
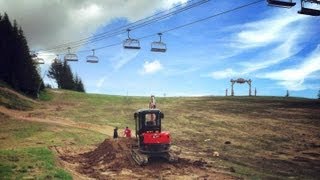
[113,127,118,140]
[123,127,131,138]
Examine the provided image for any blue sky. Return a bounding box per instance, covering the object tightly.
[2,0,319,98]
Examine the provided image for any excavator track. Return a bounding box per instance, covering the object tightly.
[131,148,149,166]
[131,146,178,165]
[167,151,178,163]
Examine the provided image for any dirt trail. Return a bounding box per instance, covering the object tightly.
[0,87,38,104]
[0,100,234,179]
[0,105,234,179]
[52,138,234,179]
[0,106,114,136]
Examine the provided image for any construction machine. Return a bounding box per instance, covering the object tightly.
[131,95,177,165]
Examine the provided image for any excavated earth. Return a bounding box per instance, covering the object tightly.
[53,138,234,179]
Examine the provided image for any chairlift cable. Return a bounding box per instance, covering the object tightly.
[43,0,209,52]
[38,0,210,52]
[39,0,195,51]
[79,0,264,53]
[161,0,264,34]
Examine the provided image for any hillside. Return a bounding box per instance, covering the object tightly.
[0,88,320,179]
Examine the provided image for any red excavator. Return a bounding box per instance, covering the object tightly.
[131,95,177,165]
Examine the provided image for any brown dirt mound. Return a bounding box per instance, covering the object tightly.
[55,138,234,179]
[79,138,135,173]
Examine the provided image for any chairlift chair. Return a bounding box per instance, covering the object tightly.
[86,49,99,63]
[298,0,320,16]
[151,33,167,53]
[123,29,141,49]
[64,47,78,61]
[267,0,296,8]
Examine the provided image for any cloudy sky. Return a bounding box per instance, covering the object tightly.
[1,0,319,98]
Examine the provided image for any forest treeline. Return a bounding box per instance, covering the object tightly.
[0,13,42,97]
[0,13,84,97]
[48,59,85,92]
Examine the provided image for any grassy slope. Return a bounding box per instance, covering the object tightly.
[0,88,34,111]
[1,89,320,179]
[47,90,320,179]
[0,90,106,179]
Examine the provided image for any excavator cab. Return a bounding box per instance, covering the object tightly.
[132,109,176,165]
[134,109,164,138]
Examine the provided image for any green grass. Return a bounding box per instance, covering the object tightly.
[1,89,320,179]
[0,115,106,149]
[0,113,106,179]
[38,89,53,101]
[0,88,34,110]
[0,147,72,179]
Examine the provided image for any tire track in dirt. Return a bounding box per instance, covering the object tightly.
[0,87,38,104]
[52,138,235,179]
[0,106,114,136]
[0,106,235,179]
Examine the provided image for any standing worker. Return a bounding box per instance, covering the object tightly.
[113,127,118,140]
[123,127,132,138]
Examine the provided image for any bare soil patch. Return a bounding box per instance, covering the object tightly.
[52,138,234,179]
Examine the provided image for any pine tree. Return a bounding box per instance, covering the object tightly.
[73,74,85,92]
[77,79,85,92]
[48,59,85,92]
[61,60,74,90]
[13,25,41,96]
[318,89,320,99]
[0,13,14,84]
[0,13,41,97]
[48,59,64,88]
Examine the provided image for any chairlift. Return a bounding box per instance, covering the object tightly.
[298,0,320,16]
[64,47,78,61]
[151,33,167,53]
[123,29,141,49]
[267,0,296,8]
[86,49,99,63]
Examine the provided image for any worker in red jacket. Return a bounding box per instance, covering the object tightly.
[124,127,132,138]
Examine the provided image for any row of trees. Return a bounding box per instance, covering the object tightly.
[48,59,85,92]
[0,13,42,97]
[0,12,85,96]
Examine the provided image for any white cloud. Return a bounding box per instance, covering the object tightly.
[240,30,303,73]
[109,48,140,70]
[0,0,187,52]
[37,52,57,64]
[232,13,305,49]
[208,68,240,79]
[259,45,320,91]
[208,11,309,80]
[96,76,107,88]
[140,60,163,74]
